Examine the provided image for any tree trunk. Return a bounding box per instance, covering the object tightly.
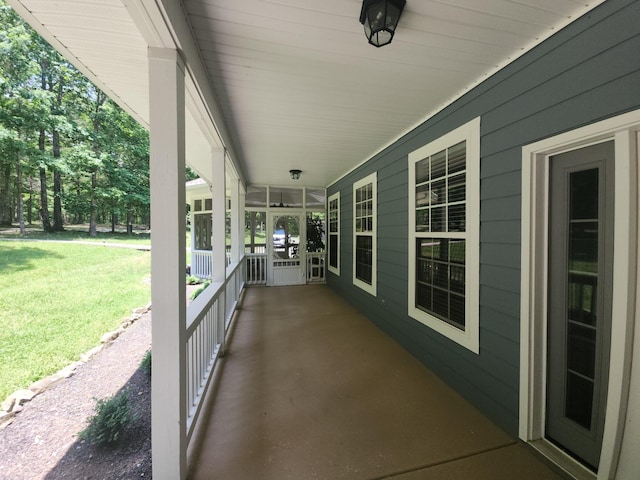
[0,162,11,226]
[27,177,33,224]
[89,91,106,237]
[89,171,97,236]
[51,128,64,231]
[16,152,25,235]
[38,63,53,232]
[38,164,52,231]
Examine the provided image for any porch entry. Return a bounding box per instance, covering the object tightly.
[546,141,614,471]
[268,212,305,286]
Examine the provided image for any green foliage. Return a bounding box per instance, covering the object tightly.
[186,275,200,285]
[190,280,211,300]
[80,391,137,446]
[0,0,151,231]
[306,214,325,252]
[140,350,151,378]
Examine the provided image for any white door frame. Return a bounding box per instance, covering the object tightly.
[520,110,640,479]
[267,209,306,286]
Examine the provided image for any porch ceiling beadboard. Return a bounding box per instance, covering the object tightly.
[6,0,604,187]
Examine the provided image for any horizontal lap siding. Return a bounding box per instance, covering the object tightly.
[327,0,640,436]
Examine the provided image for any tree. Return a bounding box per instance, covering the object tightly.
[0,0,151,233]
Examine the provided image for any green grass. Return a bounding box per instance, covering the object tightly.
[0,241,151,400]
[0,224,151,246]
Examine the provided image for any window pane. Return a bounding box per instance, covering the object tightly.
[450,294,465,328]
[449,240,466,264]
[448,173,465,203]
[431,179,446,205]
[416,184,431,208]
[246,186,267,207]
[570,168,598,220]
[448,141,466,174]
[329,235,338,268]
[415,238,465,331]
[448,204,465,232]
[194,214,212,250]
[432,206,445,232]
[416,209,429,232]
[356,235,373,284]
[270,187,303,208]
[306,188,325,209]
[416,158,430,184]
[432,150,446,179]
[244,211,266,254]
[194,199,202,212]
[204,198,212,211]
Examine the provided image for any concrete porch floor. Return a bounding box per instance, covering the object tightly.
[188,285,562,480]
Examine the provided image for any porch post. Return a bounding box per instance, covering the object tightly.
[211,148,227,354]
[230,178,244,263]
[148,47,187,480]
[210,149,226,282]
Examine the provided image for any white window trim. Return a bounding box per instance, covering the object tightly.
[328,191,340,275]
[407,117,480,354]
[353,172,377,296]
[519,110,640,480]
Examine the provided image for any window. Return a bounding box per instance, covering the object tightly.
[353,173,376,296]
[408,117,480,353]
[193,196,213,250]
[328,192,340,275]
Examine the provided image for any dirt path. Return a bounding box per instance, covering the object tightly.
[0,312,152,479]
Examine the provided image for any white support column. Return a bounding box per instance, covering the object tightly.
[211,149,226,282]
[210,149,227,354]
[148,47,187,480]
[230,178,244,263]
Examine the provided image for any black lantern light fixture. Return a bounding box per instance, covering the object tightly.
[359,0,406,48]
[289,169,302,180]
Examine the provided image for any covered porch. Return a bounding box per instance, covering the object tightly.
[187,284,561,480]
[7,0,640,478]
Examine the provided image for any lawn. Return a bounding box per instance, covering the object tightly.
[0,224,151,246]
[0,240,151,400]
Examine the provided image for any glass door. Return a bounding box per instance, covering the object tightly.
[268,213,305,286]
[546,141,614,471]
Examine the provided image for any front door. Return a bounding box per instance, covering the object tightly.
[268,213,305,286]
[546,141,614,471]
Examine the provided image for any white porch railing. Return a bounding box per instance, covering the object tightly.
[193,250,325,286]
[185,257,245,443]
[246,253,267,285]
[191,250,232,279]
[306,253,325,283]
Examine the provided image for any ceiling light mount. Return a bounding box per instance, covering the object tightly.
[359,0,406,48]
[289,169,302,180]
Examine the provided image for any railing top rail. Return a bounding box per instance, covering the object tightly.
[187,254,245,334]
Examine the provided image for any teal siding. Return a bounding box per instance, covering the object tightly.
[327,0,640,436]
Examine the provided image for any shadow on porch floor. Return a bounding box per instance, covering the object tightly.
[188,285,561,480]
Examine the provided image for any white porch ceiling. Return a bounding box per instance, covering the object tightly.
[7,0,604,188]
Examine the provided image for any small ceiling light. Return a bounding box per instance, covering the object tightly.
[289,169,302,180]
[359,0,406,48]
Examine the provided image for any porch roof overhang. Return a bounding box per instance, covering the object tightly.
[6,0,607,189]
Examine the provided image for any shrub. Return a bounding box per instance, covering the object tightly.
[141,350,151,378]
[80,391,137,446]
[190,280,211,300]
[186,275,200,285]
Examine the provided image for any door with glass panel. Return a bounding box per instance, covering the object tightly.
[268,213,305,286]
[546,141,614,471]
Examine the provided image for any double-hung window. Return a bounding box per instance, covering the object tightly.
[353,172,377,296]
[408,118,480,353]
[328,192,340,275]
